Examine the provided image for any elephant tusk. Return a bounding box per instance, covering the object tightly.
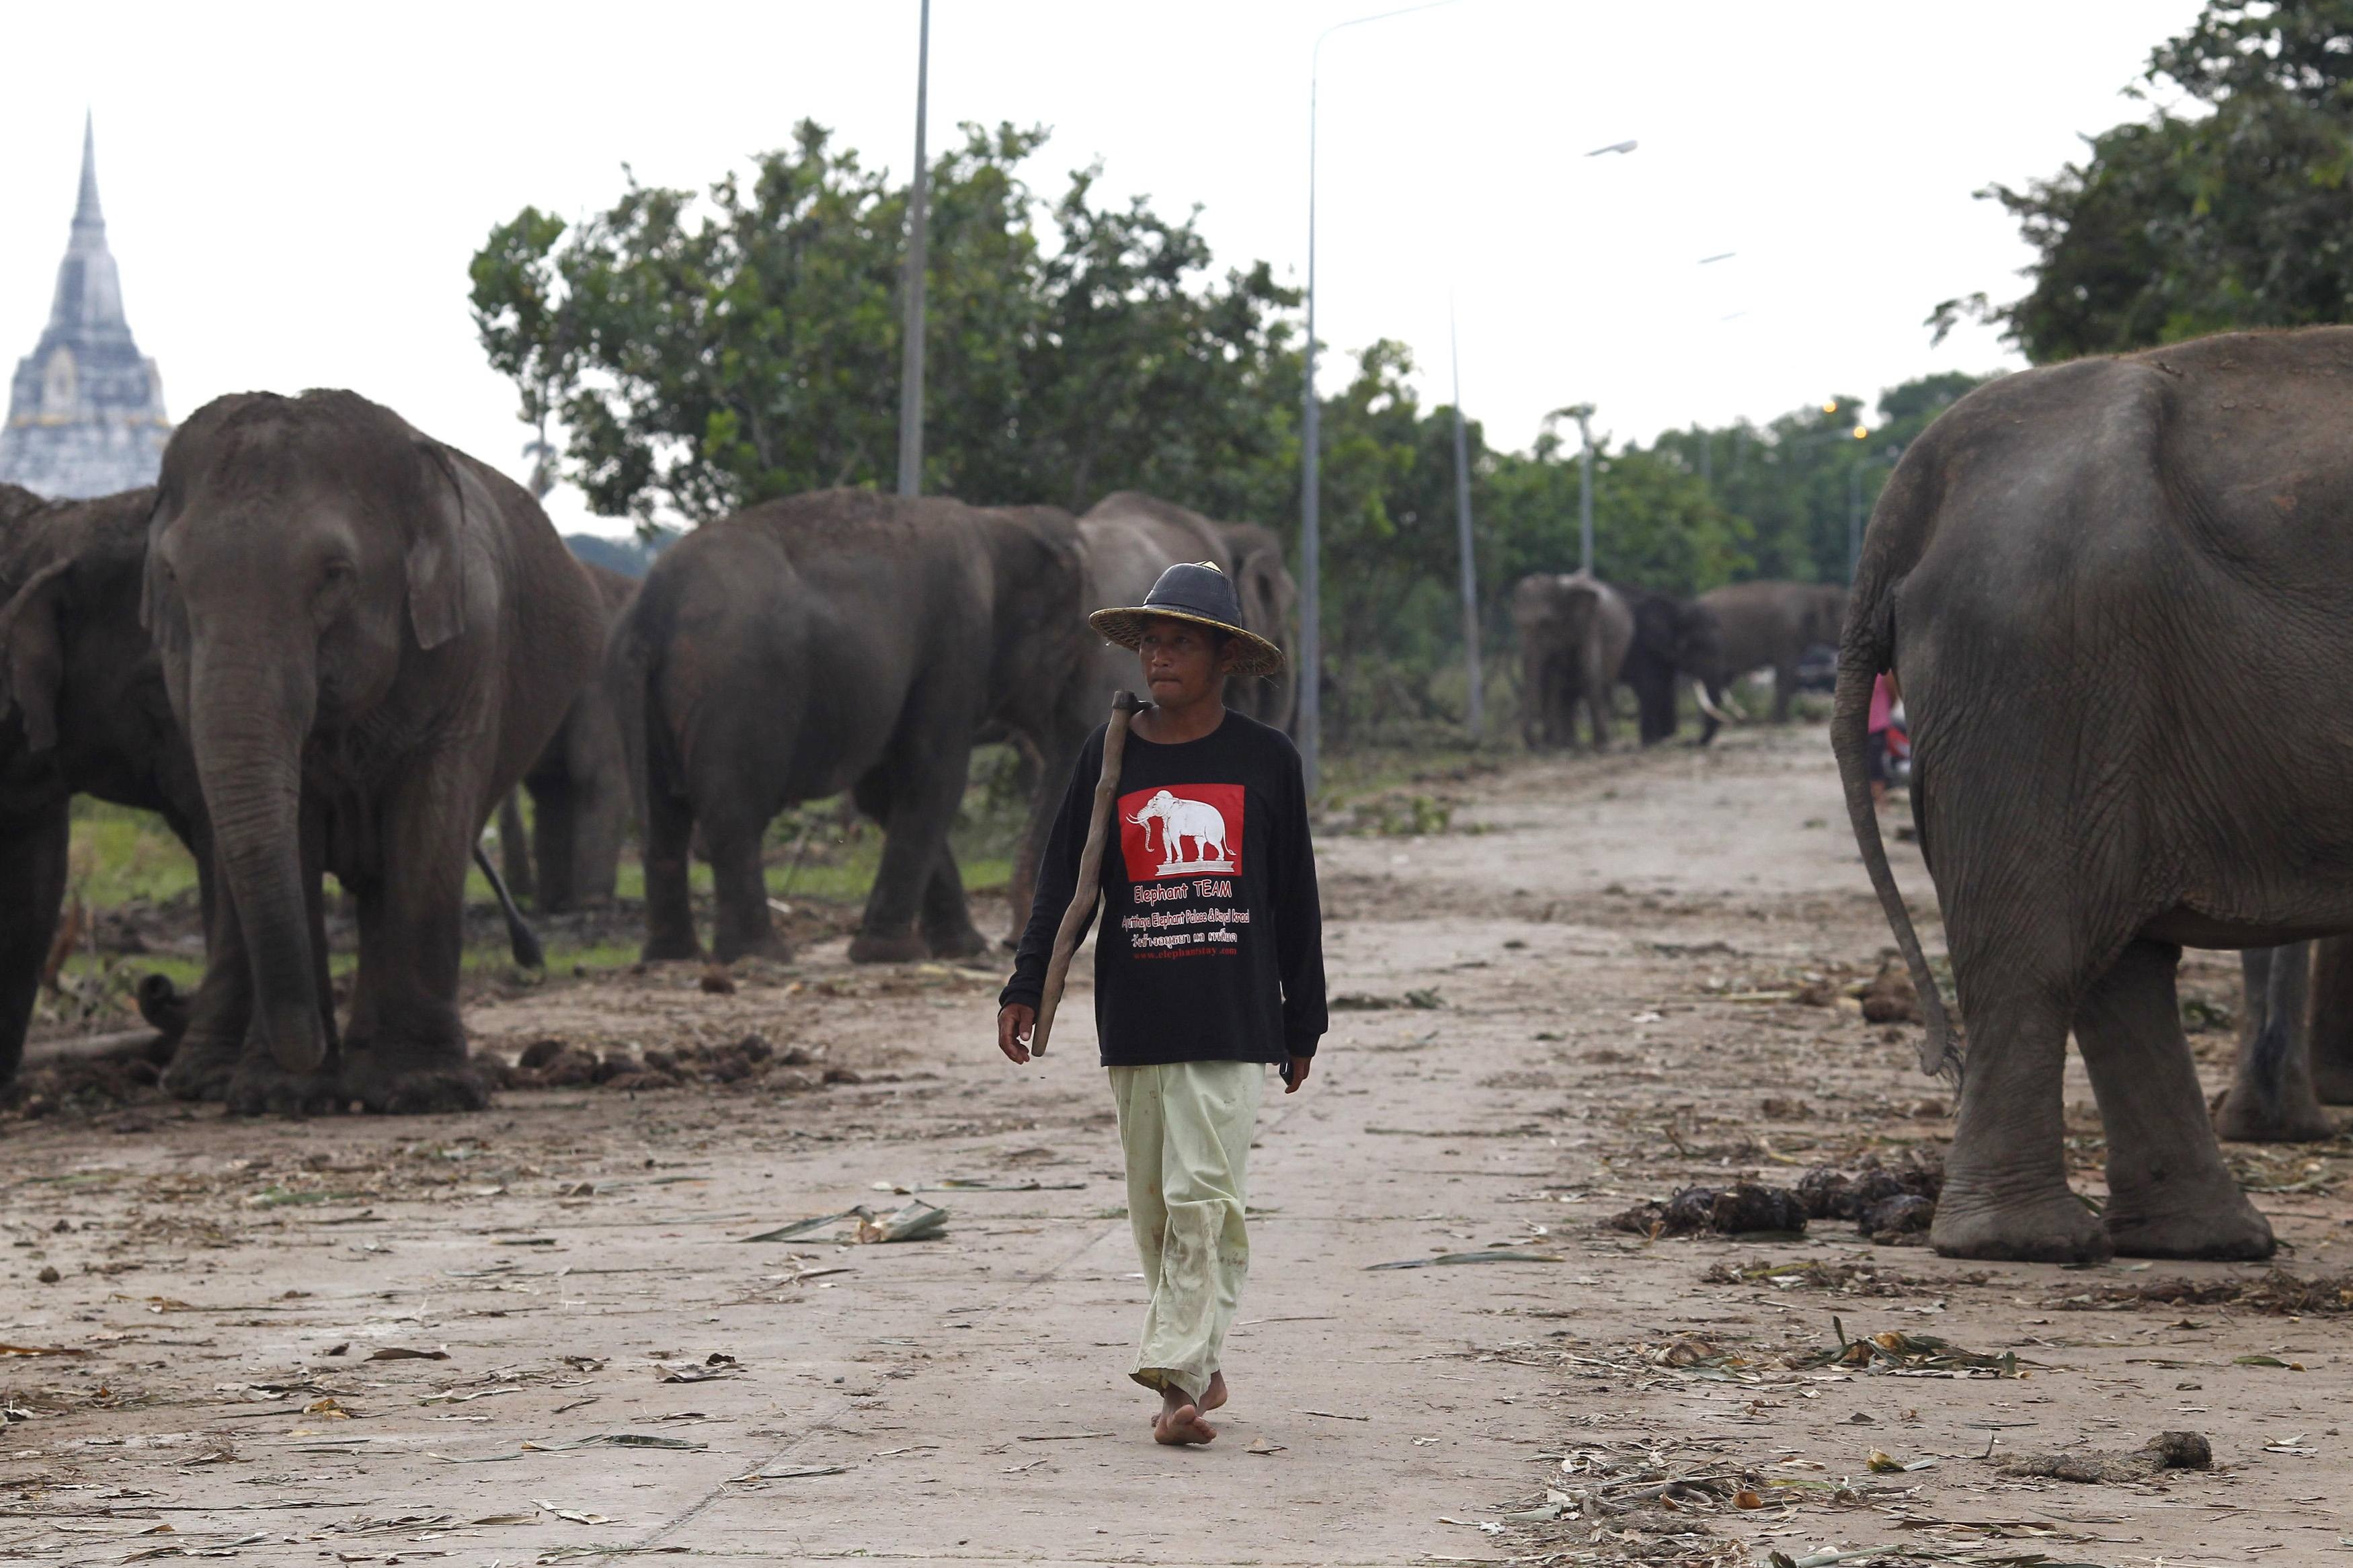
[1720,690,1751,721]
[1691,680,1732,724]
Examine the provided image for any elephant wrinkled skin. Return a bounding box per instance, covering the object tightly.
[1834,327,2353,1264]
[617,489,1086,966]
[146,390,606,1116]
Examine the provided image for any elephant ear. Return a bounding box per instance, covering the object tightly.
[0,558,73,752]
[410,442,492,651]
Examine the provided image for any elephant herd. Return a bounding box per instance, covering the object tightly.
[0,388,1293,1116]
[1511,571,1845,749]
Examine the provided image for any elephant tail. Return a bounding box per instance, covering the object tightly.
[1833,483,1962,1085]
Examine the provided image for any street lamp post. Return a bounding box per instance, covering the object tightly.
[1572,404,1597,575]
[1450,306,1480,738]
[1300,0,1456,795]
[895,0,932,498]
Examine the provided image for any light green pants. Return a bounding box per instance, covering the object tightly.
[1108,1060,1265,1403]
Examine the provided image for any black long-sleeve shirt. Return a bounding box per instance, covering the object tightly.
[1002,710,1328,1067]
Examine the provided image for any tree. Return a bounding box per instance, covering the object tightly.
[1931,0,2353,362]
[470,121,1300,529]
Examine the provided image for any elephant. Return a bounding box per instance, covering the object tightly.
[1687,580,1846,742]
[1216,520,1298,733]
[1126,788,1234,870]
[1614,587,1717,745]
[1834,325,2353,1264]
[145,390,607,1115]
[497,561,638,913]
[614,488,1086,966]
[1511,571,1632,750]
[0,483,240,1086]
[2211,937,2353,1143]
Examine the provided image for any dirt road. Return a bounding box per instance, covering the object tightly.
[3,725,2349,1567]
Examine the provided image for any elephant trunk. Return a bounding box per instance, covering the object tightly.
[188,642,325,1075]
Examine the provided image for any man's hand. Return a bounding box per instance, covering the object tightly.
[1282,1056,1312,1093]
[997,1003,1037,1064]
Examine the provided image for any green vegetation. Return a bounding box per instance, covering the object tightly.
[1932,0,2353,362]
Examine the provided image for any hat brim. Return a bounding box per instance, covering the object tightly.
[1086,606,1285,677]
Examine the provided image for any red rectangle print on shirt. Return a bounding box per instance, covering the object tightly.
[1117,784,1244,882]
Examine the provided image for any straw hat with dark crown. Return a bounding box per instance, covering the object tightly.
[1087,561,1284,677]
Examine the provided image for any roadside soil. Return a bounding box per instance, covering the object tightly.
[3,724,2349,1567]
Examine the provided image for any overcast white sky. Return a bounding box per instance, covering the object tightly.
[2,1,2202,538]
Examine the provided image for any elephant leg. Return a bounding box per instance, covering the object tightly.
[0,802,70,1089]
[1584,667,1611,752]
[161,815,253,1100]
[640,780,703,962]
[532,776,580,914]
[2308,934,2353,1103]
[497,788,535,907]
[2217,942,2333,1142]
[848,738,973,966]
[225,794,345,1116]
[705,799,787,965]
[333,763,485,1114]
[1520,649,1546,750]
[2077,939,2276,1257]
[920,845,988,960]
[1771,661,1798,723]
[1929,916,2110,1262]
[572,767,628,909]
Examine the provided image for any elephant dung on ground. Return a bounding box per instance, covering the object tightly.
[1511,571,1631,751]
[1687,580,1845,742]
[497,561,639,913]
[615,489,1085,966]
[1835,325,2353,1264]
[0,484,243,1087]
[146,390,608,1115]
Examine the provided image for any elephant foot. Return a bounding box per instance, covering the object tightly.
[924,923,992,962]
[1929,1187,2112,1264]
[712,927,791,966]
[341,1051,490,1115]
[161,1032,244,1103]
[2212,1087,2338,1144]
[641,928,705,964]
[224,1058,347,1118]
[848,930,930,965]
[2313,1059,2353,1106]
[2102,1186,2276,1260]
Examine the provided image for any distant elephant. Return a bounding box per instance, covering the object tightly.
[145,390,607,1115]
[1616,587,1717,744]
[0,485,242,1085]
[1217,520,1299,733]
[616,489,1085,966]
[1511,571,1631,750]
[2212,937,2353,1142]
[1687,580,1846,742]
[1835,326,2353,1264]
[500,561,638,913]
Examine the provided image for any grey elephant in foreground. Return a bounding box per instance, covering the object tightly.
[616,489,1086,966]
[497,561,639,913]
[0,485,235,1085]
[1835,325,2353,1264]
[1687,580,1845,742]
[146,390,606,1114]
[1511,571,1630,750]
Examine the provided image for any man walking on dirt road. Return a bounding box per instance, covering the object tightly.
[998,562,1327,1446]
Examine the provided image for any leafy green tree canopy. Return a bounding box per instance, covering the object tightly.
[1932,1,2353,361]
[471,120,1300,527]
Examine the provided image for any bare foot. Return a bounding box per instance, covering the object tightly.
[1152,1385,1216,1445]
[1200,1371,1228,1413]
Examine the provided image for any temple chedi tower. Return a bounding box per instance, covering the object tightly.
[0,116,171,497]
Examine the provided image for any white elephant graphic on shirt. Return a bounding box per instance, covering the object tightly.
[1125,788,1235,872]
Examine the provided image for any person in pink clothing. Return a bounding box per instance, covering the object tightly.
[1866,671,1902,807]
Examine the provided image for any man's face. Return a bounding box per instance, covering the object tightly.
[1137,616,1230,706]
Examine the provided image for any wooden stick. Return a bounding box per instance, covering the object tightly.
[1031,692,1146,1057]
